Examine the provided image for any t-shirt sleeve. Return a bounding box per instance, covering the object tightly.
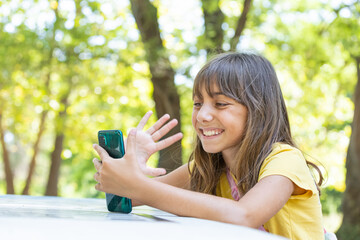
[258,146,318,200]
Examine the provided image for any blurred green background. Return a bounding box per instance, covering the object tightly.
[1,0,359,237]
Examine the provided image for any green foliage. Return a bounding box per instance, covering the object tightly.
[0,0,154,196]
[0,0,356,210]
[320,187,343,215]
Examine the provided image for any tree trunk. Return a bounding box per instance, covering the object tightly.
[201,0,252,55]
[337,56,360,239]
[130,0,182,172]
[45,132,64,196]
[201,0,225,55]
[0,112,15,194]
[45,94,70,196]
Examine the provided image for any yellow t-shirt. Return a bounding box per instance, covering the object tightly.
[215,143,324,240]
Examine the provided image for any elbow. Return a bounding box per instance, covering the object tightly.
[225,207,260,229]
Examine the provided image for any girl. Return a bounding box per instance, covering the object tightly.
[93,52,327,239]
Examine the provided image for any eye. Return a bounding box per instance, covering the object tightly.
[193,102,202,108]
[215,102,229,107]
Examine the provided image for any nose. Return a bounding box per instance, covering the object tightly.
[196,104,213,122]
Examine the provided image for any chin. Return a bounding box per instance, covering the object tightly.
[202,146,221,154]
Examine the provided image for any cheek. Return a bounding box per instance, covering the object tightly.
[191,110,197,127]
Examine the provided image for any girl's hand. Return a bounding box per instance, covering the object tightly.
[93,129,143,196]
[131,111,183,177]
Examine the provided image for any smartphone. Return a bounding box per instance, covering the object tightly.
[98,130,132,213]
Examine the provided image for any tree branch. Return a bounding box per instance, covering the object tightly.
[230,0,252,51]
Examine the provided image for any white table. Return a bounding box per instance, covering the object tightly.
[0,194,287,240]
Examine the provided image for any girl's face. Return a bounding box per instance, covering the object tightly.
[192,84,248,161]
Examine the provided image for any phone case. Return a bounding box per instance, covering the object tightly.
[98,130,132,213]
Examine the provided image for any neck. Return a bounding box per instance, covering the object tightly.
[222,149,238,175]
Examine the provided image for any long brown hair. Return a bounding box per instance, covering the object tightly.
[189,52,323,195]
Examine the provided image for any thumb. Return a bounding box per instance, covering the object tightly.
[145,166,166,177]
[93,144,110,160]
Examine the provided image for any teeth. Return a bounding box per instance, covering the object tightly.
[203,130,222,136]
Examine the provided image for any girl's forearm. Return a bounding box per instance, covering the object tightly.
[129,177,252,227]
[131,199,143,207]
[131,164,191,207]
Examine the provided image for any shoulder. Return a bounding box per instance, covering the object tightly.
[267,142,303,159]
[261,143,305,169]
[260,143,306,173]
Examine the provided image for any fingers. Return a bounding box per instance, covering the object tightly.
[152,119,179,142]
[94,171,100,182]
[95,183,102,192]
[93,144,110,160]
[93,168,103,192]
[155,132,183,151]
[137,112,177,141]
[146,114,170,135]
[93,158,102,171]
[137,111,153,130]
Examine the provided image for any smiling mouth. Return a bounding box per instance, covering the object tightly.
[201,129,224,137]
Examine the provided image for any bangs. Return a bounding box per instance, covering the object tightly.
[193,72,219,99]
[192,56,246,105]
